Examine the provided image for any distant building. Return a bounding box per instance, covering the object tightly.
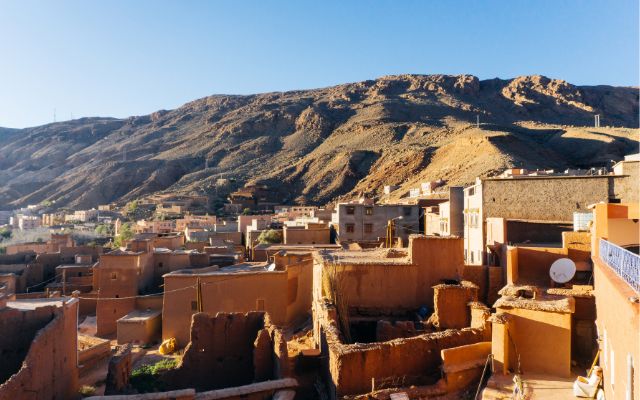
[331,202,421,243]
[424,186,464,237]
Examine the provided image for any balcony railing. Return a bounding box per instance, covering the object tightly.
[599,239,640,293]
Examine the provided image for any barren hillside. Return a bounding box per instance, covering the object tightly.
[0,74,637,210]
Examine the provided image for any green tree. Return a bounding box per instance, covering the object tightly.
[0,227,11,240]
[242,208,252,215]
[257,229,282,245]
[113,222,134,247]
[95,224,113,236]
[125,200,139,216]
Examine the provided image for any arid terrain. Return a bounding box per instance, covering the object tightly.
[0,74,637,209]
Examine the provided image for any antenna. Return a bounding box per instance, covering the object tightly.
[594,114,600,128]
[549,258,576,284]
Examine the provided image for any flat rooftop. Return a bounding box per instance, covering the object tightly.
[164,262,272,277]
[316,247,410,266]
[117,308,162,323]
[6,297,69,310]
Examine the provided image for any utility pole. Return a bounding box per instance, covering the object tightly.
[594,114,600,128]
[53,108,57,123]
[476,115,480,128]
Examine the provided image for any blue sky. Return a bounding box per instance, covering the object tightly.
[0,1,637,128]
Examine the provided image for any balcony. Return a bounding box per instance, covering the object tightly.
[599,239,640,293]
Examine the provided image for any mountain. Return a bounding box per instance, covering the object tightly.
[0,74,638,210]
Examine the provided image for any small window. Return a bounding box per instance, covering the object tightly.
[346,223,355,233]
[158,262,164,268]
[115,294,119,298]
[403,207,412,216]
[364,207,373,216]
[470,251,474,263]
[110,272,117,280]
[191,300,198,311]
[364,223,373,233]
[346,206,355,215]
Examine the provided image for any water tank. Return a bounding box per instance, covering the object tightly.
[573,211,593,232]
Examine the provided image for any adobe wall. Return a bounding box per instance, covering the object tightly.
[152,236,185,250]
[496,306,572,377]
[5,242,52,255]
[0,300,79,400]
[165,312,288,392]
[429,283,478,330]
[593,257,640,400]
[482,176,614,222]
[163,263,312,347]
[462,265,487,302]
[283,227,330,245]
[314,302,487,397]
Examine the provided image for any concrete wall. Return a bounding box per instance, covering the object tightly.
[0,299,79,400]
[594,256,640,400]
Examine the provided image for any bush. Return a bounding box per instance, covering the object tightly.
[130,358,179,393]
[257,229,282,244]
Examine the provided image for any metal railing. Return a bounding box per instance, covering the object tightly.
[599,239,640,293]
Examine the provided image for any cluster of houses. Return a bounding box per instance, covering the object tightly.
[0,154,637,399]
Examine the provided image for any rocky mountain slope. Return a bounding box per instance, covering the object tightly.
[0,74,638,210]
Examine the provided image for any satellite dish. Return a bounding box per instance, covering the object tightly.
[550,258,576,284]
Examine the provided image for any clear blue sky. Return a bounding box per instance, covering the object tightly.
[0,0,637,128]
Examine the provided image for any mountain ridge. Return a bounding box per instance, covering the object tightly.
[0,74,637,210]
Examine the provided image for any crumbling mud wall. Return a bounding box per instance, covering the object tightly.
[166,312,289,392]
[428,282,478,329]
[0,299,79,400]
[314,302,489,398]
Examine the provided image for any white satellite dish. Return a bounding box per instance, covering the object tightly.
[549,258,576,284]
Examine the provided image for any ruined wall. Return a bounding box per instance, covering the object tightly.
[429,283,478,330]
[165,312,288,392]
[163,264,311,347]
[0,300,79,400]
[314,302,487,397]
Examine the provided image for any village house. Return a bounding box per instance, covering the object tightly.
[9,214,41,230]
[463,157,639,266]
[282,223,331,245]
[174,214,217,231]
[331,201,421,244]
[424,186,464,237]
[162,251,313,347]
[590,202,639,400]
[134,219,176,234]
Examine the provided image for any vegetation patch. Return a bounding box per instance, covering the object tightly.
[130,358,179,393]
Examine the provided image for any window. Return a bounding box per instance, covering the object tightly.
[345,223,355,233]
[365,207,373,216]
[191,300,198,311]
[110,272,117,280]
[346,206,355,215]
[403,207,412,216]
[364,223,373,234]
[470,251,474,263]
[158,262,164,269]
